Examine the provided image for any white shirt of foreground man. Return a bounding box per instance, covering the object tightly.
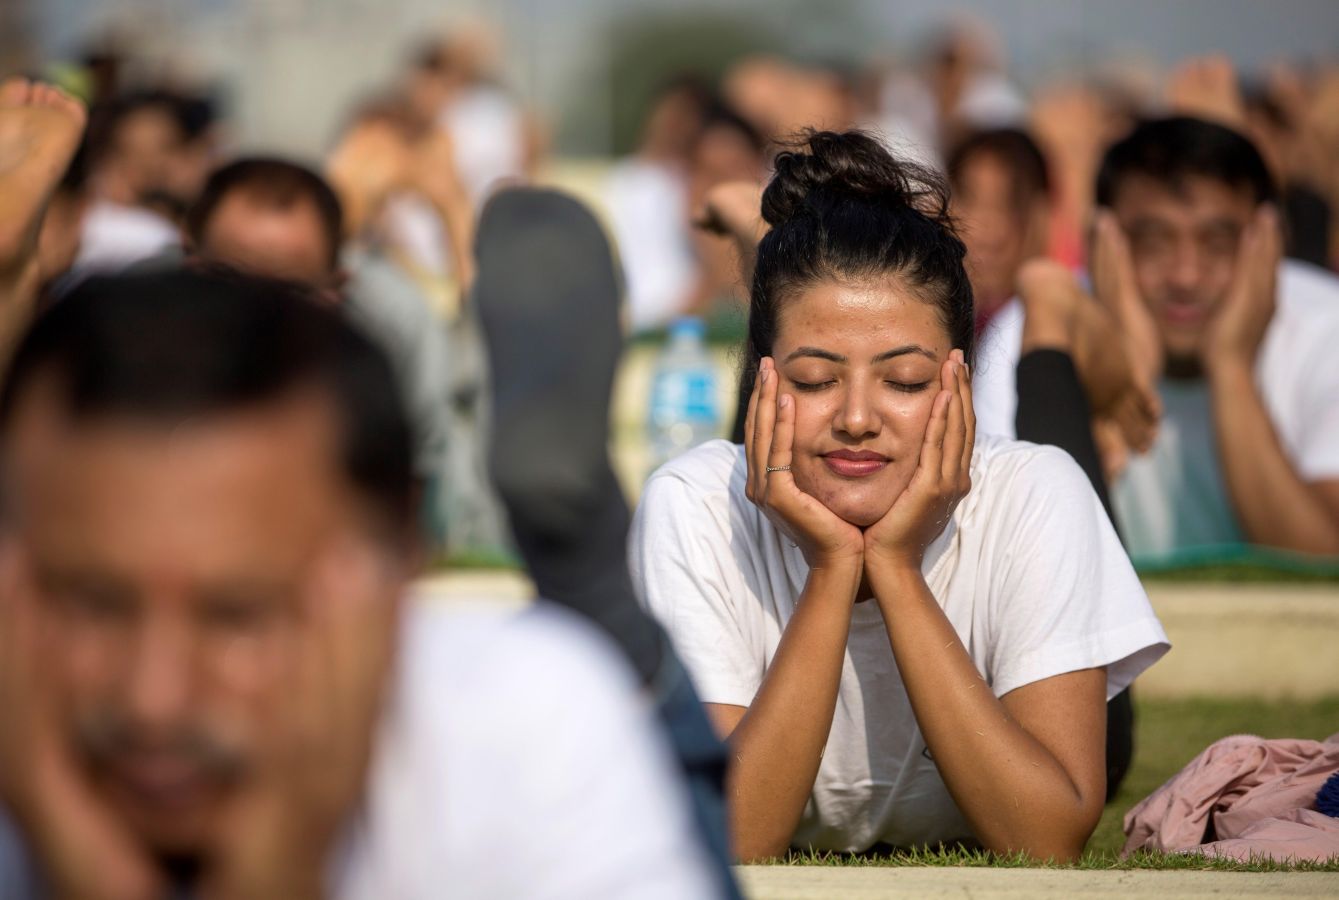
[630,437,1168,852]
[972,260,1339,559]
[0,599,721,899]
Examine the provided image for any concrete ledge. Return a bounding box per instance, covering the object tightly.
[737,866,1339,899]
[417,575,1339,699]
[1140,584,1339,700]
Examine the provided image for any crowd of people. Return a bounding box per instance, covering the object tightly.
[0,14,1337,896]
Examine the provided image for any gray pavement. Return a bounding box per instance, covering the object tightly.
[737,866,1339,899]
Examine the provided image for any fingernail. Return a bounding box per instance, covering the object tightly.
[779,394,791,408]
[761,368,769,384]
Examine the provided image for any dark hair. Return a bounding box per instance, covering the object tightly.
[1095,116,1277,208]
[186,157,345,272]
[85,89,215,164]
[699,100,768,156]
[946,127,1051,206]
[0,268,415,540]
[746,130,974,383]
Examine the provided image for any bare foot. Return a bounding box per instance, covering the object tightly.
[1016,258,1161,453]
[0,78,87,276]
[695,179,767,248]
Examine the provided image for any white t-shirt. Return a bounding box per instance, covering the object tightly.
[629,437,1168,853]
[73,200,180,275]
[604,158,697,333]
[0,601,722,899]
[972,260,1339,559]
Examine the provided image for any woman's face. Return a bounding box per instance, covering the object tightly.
[772,279,953,527]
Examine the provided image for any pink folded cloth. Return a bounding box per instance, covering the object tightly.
[1122,732,1339,863]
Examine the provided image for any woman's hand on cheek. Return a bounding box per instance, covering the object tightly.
[864,350,975,573]
[745,357,865,572]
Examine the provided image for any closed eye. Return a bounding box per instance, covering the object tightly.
[791,380,836,392]
[888,381,932,393]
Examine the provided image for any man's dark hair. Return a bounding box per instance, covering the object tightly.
[1095,116,1277,208]
[946,127,1051,206]
[0,268,414,538]
[186,157,345,272]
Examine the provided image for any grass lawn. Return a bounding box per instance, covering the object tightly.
[772,694,1339,871]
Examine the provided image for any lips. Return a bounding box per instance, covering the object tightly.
[822,449,888,478]
[1162,300,1208,326]
[110,754,208,808]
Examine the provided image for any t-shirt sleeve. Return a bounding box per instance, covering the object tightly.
[1293,346,1339,482]
[985,447,1170,700]
[629,469,763,709]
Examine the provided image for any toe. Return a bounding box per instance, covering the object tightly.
[0,77,31,105]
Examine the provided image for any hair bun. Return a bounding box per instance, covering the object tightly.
[761,130,950,229]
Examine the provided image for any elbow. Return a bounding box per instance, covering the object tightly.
[733,831,792,864]
[984,801,1100,864]
[730,811,795,863]
[1020,838,1088,865]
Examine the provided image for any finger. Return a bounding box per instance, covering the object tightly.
[957,352,976,474]
[941,362,966,484]
[767,390,796,483]
[743,362,762,496]
[918,382,952,483]
[751,358,777,496]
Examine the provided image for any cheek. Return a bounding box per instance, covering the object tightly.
[788,395,834,448]
[891,392,936,439]
[40,612,124,701]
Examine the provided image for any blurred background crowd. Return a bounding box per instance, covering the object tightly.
[5,0,1339,563]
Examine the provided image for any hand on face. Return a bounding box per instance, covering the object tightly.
[1202,204,1280,373]
[744,357,865,572]
[200,534,400,899]
[863,351,974,572]
[1091,209,1164,387]
[0,541,164,900]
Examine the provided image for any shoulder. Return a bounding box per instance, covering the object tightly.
[397,599,640,709]
[1267,261,1339,359]
[639,440,748,520]
[963,435,1099,529]
[970,433,1087,493]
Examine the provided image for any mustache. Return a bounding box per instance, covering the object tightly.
[73,707,251,785]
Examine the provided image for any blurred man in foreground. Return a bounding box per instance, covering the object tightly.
[0,269,721,897]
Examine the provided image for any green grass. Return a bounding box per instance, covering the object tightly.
[769,847,1339,872]
[768,694,1339,871]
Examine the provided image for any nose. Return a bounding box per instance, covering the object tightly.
[1167,241,1205,294]
[123,611,196,735]
[834,377,882,440]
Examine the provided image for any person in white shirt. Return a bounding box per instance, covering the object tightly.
[630,131,1168,862]
[0,269,722,898]
[973,117,1339,560]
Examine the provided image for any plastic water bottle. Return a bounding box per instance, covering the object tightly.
[647,317,720,472]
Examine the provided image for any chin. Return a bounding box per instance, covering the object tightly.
[103,782,225,859]
[800,475,896,528]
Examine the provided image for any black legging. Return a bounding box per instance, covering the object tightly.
[729,348,1134,800]
[1014,349,1133,801]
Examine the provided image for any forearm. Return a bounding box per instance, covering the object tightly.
[868,562,1102,860]
[421,184,475,292]
[725,563,860,860]
[1210,361,1339,554]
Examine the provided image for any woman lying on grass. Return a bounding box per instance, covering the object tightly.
[629,131,1169,862]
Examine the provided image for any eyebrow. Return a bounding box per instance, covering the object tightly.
[783,345,937,364]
